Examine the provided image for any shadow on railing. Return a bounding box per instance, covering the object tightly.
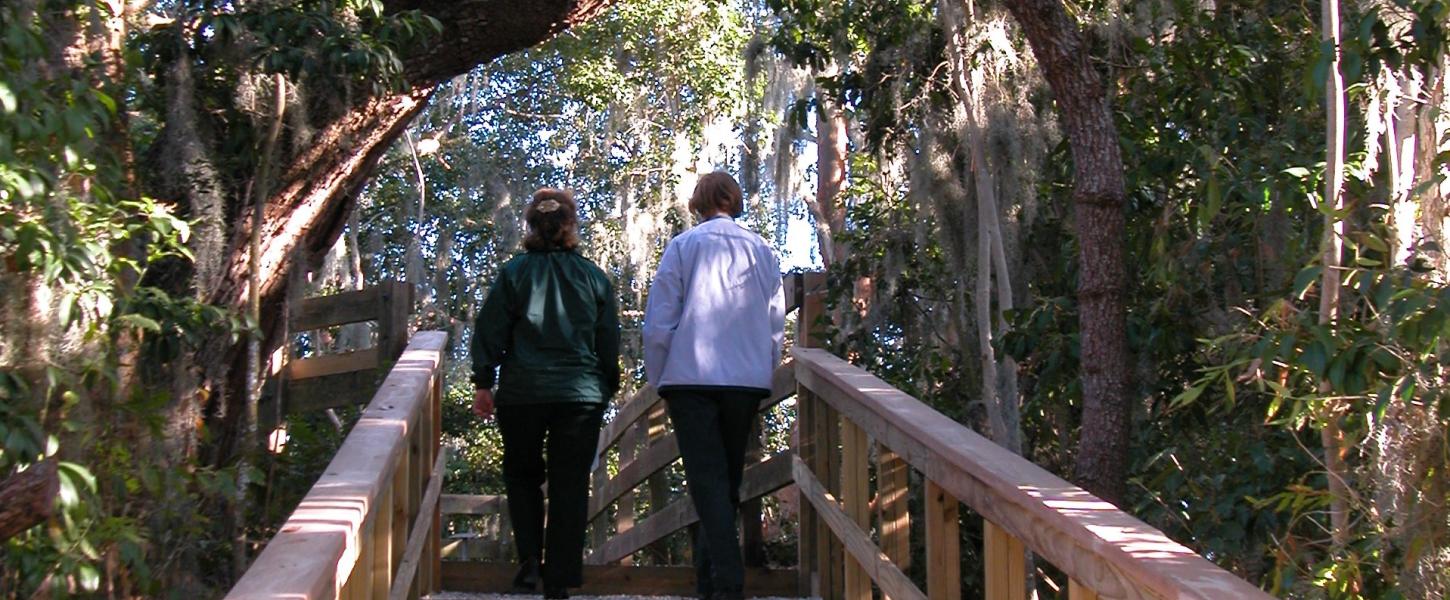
[228,331,447,600]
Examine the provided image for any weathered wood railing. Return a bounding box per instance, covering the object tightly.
[791,344,1275,600]
[228,331,446,600]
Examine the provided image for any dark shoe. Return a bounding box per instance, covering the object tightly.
[709,590,745,600]
[512,559,541,593]
[543,586,569,599]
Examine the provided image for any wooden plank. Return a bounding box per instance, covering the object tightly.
[985,520,1026,600]
[439,494,506,516]
[595,386,663,458]
[284,368,389,414]
[589,433,680,520]
[588,450,793,565]
[441,563,799,597]
[792,347,1273,600]
[388,452,445,600]
[878,445,910,574]
[796,386,818,597]
[290,287,381,331]
[792,457,925,600]
[287,348,380,381]
[227,332,447,600]
[643,402,672,563]
[842,420,871,600]
[925,480,960,600]
[370,491,392,599]
[1070,578,1100,600]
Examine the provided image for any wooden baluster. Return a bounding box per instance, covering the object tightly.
[616,419,643,565]
[741,415,766,567]
[925,480,960,600]
[370,465,394,599]
[877,445,910,596]
[795,372,818,597]
[644,402,672,562]
[429,373,443,594]
[1069,579,1099,600]
[408,410,424,600]
[841,419,870,600]
[355,514,374,600]
[984,521,1025,600]
[391,451,409,596]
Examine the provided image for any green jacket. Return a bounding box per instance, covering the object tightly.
[471,249,621,405]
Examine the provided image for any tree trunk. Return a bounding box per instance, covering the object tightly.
[809,89,849,268]
[0,460,58,543]
[1001,0,1131,504]
[1318,0,1351,552]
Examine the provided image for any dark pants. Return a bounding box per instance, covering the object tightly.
[663,389,760,597]
[496,402,605,589]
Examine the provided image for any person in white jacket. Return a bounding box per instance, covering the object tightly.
[643,171,785,600]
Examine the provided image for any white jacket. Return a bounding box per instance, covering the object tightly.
[643,217,785,393]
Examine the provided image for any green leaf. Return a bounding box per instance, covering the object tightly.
[1293,266,1323,300]
[1302,341,1329,378]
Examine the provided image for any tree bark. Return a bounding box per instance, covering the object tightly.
[0,460,58,543]
[1001,0,1131,504]
[809,89,849,268]
[1318,0,1351,552]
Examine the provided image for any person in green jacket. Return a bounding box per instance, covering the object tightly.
[470,188,621,600]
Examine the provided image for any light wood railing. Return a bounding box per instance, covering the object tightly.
[791,343,1274,600]
[228,331,447,600]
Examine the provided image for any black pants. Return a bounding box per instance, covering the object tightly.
[663,389,761,597]
[496,402,605,589]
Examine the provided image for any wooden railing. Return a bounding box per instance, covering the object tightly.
[261,281,413,432]
[790,346,1275,600]
[228,331,446,600]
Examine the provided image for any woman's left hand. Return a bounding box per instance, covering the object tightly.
[472,388,495,421]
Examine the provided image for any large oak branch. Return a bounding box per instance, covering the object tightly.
[211,0,616,334]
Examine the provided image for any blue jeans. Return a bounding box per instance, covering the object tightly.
[662,388,761,597]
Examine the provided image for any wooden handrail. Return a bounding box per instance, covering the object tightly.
[228,331,447,600]
[792,346,1271,600]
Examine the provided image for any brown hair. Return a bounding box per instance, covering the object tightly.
[522,188,581,251]
[688,171,743,218]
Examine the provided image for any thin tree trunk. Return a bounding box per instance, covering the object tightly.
[1318,0,1351,552]
[1001,0,1131,504]
[237,73,287,577]
[404,130,429,302]
[810,90,849,268]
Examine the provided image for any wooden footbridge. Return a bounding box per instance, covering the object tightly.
[226,274,1273,600]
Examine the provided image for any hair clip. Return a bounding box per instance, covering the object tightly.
[536,199,561,213]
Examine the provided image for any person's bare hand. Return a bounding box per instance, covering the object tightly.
[472,388,495,421]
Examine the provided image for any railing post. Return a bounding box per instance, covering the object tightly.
[925,480,960,600]
[842,419,870,600]
[796,272,830,598]
[984,521,1026,600]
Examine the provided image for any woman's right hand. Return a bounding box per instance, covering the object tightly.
[472,388,495,421]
